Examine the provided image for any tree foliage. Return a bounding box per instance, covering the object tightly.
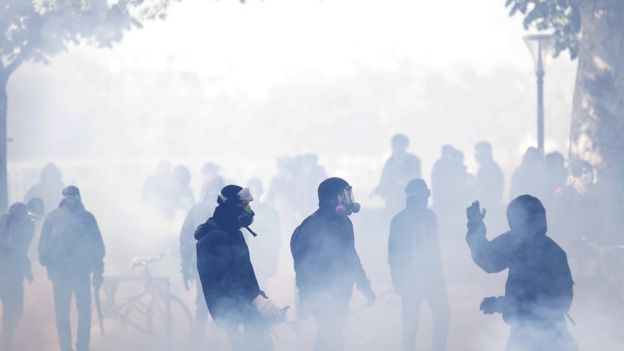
[0,0,178,79]
[505,0,581,59]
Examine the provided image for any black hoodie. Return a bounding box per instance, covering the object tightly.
[290,206,370,301]
[38,200,105,280]
[195,215,262,322]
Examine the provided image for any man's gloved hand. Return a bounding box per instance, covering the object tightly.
[467,201,487,224]
[480,296,504,315]
[252,295,288,326]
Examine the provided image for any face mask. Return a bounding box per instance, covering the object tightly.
[237,205,255,227]
[335,187,361,216]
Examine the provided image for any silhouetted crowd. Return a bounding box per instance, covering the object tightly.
[0,134,617,351]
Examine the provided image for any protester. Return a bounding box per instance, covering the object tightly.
[291,177,375,351]
[389,179,449,351]
[466,196,576,351]
[39,186,105,351]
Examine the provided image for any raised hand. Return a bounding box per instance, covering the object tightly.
[466,201,487,223]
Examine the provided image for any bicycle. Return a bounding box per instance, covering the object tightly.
[100,252,194,348]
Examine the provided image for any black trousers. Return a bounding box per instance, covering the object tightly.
[51,275,92,351]
[399,281,450,351]
[0,278,24,351]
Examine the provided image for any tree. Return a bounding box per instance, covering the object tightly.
[506,0,624,244]
[0,0,179,211]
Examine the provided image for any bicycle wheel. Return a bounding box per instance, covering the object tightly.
[147,292,194,348]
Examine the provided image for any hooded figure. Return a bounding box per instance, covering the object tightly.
[25,163,64,216]
[466,195,576,351]
[196,185,284,351]
[388,179,449,351]
[0,199,43,351]
[373,134,422,213]
[180,176,225,339]
[38,186,105,351]
[291,177,375,351]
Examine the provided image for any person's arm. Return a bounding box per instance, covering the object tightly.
[198,230,261,304]
[372,159,391,196]
[429,211,442,254]
[345,220,374,301]
[87,213,105,284]
[180,209,197,287]
[290,226,306,287]
[466,201,510,273]
[37,216,54,267]
[198,231,230,299]
[388,216,408,293]
[230,242,262,303]
[18,222,35,282]
[547,249,574,316]
[290,221,320,294]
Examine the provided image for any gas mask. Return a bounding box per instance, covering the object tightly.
[237,204,255,227]
[335,186,361,216]
[235,188,258,236]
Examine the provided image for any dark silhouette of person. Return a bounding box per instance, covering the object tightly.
[38,186,105,351]
[172,165,195,212]
[142,160,176,218]
[199,162,226,204]
[180,175,225,339]
[196,185,285,351]
[0,199,44,351]
[373,134,422,213]
[550,160,603,276]
[543,152,567,209]
[388,179,449,351]
[432,145,473,218]
[25,163,65,215]
[291,177,375,351]
[267,156,298,229]
[466,195,576,351]
[475,141,504,212]
[294,154,327,220]
[510,147,545,199]
[246,177,281,288]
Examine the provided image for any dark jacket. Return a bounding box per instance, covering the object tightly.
[388,207,444,294]
[0,213,35,282]
[291,207,370,301]
[467,221,573,325]
[196,218,262,322]
[38,201,105,280]
[180,201,214,279]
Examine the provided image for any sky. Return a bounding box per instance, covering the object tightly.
[104,0,551,97]
[7,0,578,200]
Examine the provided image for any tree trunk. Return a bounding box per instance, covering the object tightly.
[0,72,8,212]
[569,0,624,244]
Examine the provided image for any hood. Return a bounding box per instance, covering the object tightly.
[59,199,85,212]
[194,218,220,241]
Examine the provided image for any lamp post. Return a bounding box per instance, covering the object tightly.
[524,34,554,155]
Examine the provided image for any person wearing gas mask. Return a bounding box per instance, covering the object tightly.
[388,179,449,351]
[196,185,286,351]
[0,199,44,351]
[38,186,105,351]
[291,177,375,351]
[466,195,576,351]
[180,176,225,340]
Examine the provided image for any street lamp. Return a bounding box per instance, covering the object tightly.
[524,33,554,155]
